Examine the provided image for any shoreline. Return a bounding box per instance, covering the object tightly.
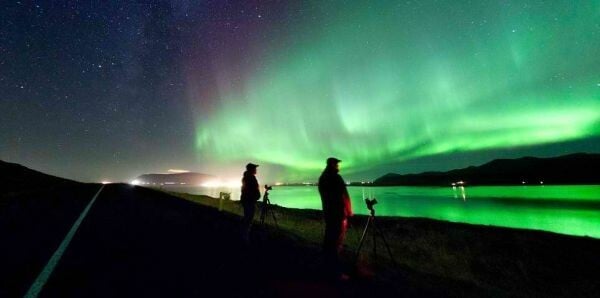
[164,189,600,296]
[166,188,600,239]
[158,185,600,239]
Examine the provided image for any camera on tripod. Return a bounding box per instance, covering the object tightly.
[260,184,278,227]
[355,196,396,266]
[365,198,378,213]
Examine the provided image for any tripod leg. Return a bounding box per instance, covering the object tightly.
[259,204,266,225]
[354,216,372,265]
[372,221,377,259]
[374,222,398,267]
[270,207,279,228]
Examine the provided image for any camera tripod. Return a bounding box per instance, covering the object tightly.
[354,199,397,267]
[259,187,279,227]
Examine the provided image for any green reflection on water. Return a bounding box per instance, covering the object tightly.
[166,185,600,238]
[266,185,600,238]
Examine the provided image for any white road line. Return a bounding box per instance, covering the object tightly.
[23,185,105,298]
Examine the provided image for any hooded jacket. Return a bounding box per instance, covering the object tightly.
[318,166,353,221]
[240,171,260,202]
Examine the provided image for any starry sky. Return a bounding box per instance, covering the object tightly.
[1,0,599,183]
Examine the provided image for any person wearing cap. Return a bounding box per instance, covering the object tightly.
[240,163,261,243]
[318,157,353,280]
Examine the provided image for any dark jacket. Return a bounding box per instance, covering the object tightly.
[318,167,352,222]
[240,171,260,202]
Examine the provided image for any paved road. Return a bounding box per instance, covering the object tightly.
[44,184,270,297]
[0,183,100,297]
[3,184,394,297]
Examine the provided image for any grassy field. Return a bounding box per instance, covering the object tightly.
[165,190,600,296]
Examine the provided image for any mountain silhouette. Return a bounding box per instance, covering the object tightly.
[374,153,600,186]
[0,160,77,193]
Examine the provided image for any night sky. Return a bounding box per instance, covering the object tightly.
[1,1,599,183]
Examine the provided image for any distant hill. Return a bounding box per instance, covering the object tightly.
[135,172,215,186]
[0,160,78,192]
[374,153,600,186]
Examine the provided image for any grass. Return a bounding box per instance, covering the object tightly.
[163,190,600,296]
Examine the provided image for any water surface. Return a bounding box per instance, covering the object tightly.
[163,185,600,238]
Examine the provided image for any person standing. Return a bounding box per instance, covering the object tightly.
[318,157,353,280]
[240,163,261,243]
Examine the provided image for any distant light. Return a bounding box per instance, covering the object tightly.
[200,179,242,188]
[225,180,242,188]
[101,181,111,184]
[168,169,190,173]
[130,179,140,185]
[200,180,219,188]
[522,181,526,184]
[275,182,283,186]
[540,181,544,185]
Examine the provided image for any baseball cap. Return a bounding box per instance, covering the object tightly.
[246,163,259,170]
[326,157,342,165]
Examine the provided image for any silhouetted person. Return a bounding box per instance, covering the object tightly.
[241,163,261,243]
[318,157,353,280]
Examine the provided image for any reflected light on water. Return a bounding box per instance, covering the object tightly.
[452,185,467,201]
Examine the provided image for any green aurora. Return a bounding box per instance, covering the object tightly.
[194,1,600,179]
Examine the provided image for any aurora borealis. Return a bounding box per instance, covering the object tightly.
[194,0,600,180]
[1,1,599,182]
